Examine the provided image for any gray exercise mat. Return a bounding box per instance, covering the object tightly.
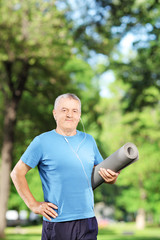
[92,142,139,190]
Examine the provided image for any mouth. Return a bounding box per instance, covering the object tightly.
[65,119,73,122]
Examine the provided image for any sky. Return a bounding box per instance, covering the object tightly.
[56,0,141,98]
[99,33,136,98]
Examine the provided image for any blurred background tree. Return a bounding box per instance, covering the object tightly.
[68,0,160,228]
[0,0,103,237]
[0,0,160,237]
[0,0,73,236]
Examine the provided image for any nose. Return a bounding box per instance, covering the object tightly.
[66,111,72,118]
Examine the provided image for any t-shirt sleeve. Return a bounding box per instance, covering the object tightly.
[21,136,42,168]
[92,137,104,165]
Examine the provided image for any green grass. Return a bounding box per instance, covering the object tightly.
[1,222,160,240]
[4,225,42,240]
[98,222,160,240]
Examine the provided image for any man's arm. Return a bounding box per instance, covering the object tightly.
[10,160,58,221]
[98,168,120,184]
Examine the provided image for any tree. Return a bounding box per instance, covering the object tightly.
[2,0,160,235]
[89,0,160,227]
[107,0,160,227]
[7,55,103,213]
[0,0,75,237]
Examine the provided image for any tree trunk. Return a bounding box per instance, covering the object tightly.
[0,99,18,238]
[136,208,146,229]
[0,60,29,238]
[136,178,146,230]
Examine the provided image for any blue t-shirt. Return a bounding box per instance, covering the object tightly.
[21,130,103,222]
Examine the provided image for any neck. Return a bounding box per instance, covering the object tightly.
[55,127,77,136]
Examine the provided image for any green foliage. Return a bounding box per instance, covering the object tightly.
[91,74,160,222]
[1,0,160,225]
[90,0,160,222]
[0,0,102,213]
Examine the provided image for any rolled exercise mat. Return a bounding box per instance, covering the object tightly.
[92,142,139,190]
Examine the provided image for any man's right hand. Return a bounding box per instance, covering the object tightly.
[10,160,58,221]
[31,201,58,221]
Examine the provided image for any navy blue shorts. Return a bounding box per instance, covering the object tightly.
[41,217,98,240]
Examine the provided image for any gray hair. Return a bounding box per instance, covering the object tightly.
[54,93,81,111]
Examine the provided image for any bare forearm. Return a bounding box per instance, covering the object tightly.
[10,160,58,221]
[10,171,37,210]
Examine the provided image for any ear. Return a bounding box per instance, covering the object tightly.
[53,109,57,121]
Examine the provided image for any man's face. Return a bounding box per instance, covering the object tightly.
[53,98,81,133]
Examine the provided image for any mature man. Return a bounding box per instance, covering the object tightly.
[11,93,119,240]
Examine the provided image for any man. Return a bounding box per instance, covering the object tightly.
[11,93,119,240]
